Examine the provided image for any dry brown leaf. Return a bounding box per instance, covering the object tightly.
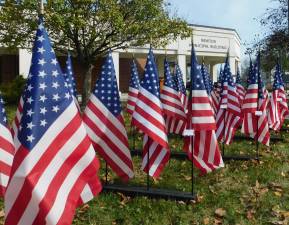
[214,218,223,225]
[0,210,4,218]
[246,210,255,220]
[274,192,282,197]
[203,217,210,225]
[215,208,226,217]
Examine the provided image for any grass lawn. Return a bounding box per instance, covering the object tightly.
[3,104,289,225]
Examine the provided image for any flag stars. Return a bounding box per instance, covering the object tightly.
[27,134,35,143]
[51,58,58,65]
[52,105,60,113]
[38,58,46,66]
[27,84,33,91]
[53,94,60,101]
[27,122,35,130]
[52,70,59,77]
[39,70,47,78]
[26,97,34,104]
[40,120,47,127]
[39,94,47,102]
[37,47,45,54]
[37,35,45,42]
[40,107,47,115]
[27,109,34,117]
[39,82,47,90]
[52,82,60,89]
[65,92,70,99]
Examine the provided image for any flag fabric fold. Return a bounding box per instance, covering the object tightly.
[183,46,223,174]
[0,94,15,197]
[127,60,140,115]
[132,49,170,178]
[241,54,270,146]
[83,52,134,181]
[215,56,242,145]
[161,59,186,134]
[268,62,289,131]
[5,18,101,225]
[236,67,246,106]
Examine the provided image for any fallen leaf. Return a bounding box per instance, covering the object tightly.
[274,192,282,197]
[0,210,4,218]
[214,218,223,225]
[203,217,210,225]
[215,208,226,217]
[246,210,255,220]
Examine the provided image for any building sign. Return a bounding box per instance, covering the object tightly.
[192,35,229,53]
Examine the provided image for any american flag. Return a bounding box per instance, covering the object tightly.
[174,63,188,110]
[211,67,223,115]
[183,46,223,174]
[161,59,186,134]
[5,18,101,225]
[236,67,246,105]
[63,52,80,110]
[63,52,78,98]
[83,52,134,181]
[241,54,270,146]
[215,57,242,144]
[132,49,170,178]
[268,62,289,131]
[127,60,140,115]
[0,94,14,197]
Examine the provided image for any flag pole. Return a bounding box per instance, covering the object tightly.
[189,39,195,196]
[39,0,44,16]
[256,52,260,161]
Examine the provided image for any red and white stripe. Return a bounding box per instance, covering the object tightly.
[242,89,270,146]
[190,90,216,131]
[161,85,186,134]
[132,87,170,178]
[236,83,246,106]
[141,135,170,178]
[268,87,289,131]
[5,102,102,225]
[216,83,242,144]
[10,96,100,205]
[0,123,15,197]
[183,130,224,174]
[242,84,258,112]
[127,86,139,115]
[83,94,134,181]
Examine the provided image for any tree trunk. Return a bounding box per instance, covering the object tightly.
[81,63,94,109]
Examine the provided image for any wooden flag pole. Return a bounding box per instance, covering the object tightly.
[39,0,44,15]
[146,136,151,191]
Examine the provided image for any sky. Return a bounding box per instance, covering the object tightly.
[168,0,278,56]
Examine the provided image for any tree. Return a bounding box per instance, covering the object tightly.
[0,0,191,104]
[256,0,289,74]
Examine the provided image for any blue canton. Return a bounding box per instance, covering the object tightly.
[140,49,161,98]
[174,64,186,95]
[129,60,140,89]
[164,59,178,91]
[273,62,283,90]
[63,52,78,97]
[92,52,122,116]
[18,18,73,149]
[191,47,205,91]
[201,63,211,95]
[0,93,8,126]
[236,67,242,84]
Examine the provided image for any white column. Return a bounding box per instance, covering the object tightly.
[157,55,165,78]
[229,57,236,76]
[111,51,120,89]
[19,49,32,78]
[177,54,187,83]
[210,64,218,82]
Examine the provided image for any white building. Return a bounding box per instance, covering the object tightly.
[3,24,241,93]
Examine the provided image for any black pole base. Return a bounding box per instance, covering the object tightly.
[131,149,188,160]
[222,155,259,161]
[102,184,195,202]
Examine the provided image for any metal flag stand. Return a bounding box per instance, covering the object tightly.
[102,49,195,202]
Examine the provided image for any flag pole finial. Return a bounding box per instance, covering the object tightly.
[39,0,44,16]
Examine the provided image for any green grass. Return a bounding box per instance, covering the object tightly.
[4,104,289,225]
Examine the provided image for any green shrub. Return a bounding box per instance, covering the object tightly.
[0,76,26,104]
